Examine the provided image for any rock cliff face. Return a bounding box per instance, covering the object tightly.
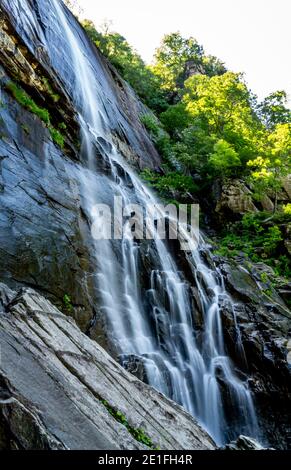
[0,0,217,450]
[0,0,160,338]
[0,283,215,450]
[217,259,291,449]
[0,0,290,450]
[213,179,290,220]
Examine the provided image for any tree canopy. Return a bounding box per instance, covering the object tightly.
[82,23,290,204]
[81,21,291,278]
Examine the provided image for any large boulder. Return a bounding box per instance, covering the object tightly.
[214,179,257,219]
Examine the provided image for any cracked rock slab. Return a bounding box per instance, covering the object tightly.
[0,283,215,450]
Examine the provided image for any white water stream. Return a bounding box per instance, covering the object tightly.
[50,0,259,445]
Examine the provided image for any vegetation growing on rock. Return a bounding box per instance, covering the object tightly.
[5,81,65,149]
[101,399,158,449]
[81,23,291,282]
[214,212,291,279]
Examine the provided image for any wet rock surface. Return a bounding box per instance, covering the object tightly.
[0,0,161,336]
[0,283,215,450]
[223,435,273,450]
[0,79,97,332]
[0,0,161,170]
[216,258,291,449]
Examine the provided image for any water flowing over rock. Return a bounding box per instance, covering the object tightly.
[0,283,215,450]
[0,0,290,449]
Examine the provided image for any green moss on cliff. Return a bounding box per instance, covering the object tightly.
[49,127,65,148]
[100,399,159,449]
[5,81,65,149]
[41,76,60,103]
[7,81,50,123]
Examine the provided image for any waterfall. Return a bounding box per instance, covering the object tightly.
[49,0,259,445]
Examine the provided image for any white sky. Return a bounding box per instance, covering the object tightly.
[78,0,291,103]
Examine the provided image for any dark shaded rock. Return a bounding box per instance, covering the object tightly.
[221,262,290,314]
[0,398,65,450]
[215,258,291,449]
[223,435,273,450]
[0,93,97,331]
[119,354,149,382]
[277,282,291,305]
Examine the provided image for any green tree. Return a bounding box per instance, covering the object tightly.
[172,125,215,174]
[182,72,262,163]
[257,90,291,130]
[247,123,291,211]
[151,32,225,96]
[209,139,241,176]
[151,32,204,93]
[159,103,190,137]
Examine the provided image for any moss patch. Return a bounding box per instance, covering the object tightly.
[49,127,65,148]
[6,81,50,123]
[41,76,60,103]
[101,399,159,449]
[5,81,65,149]
[63,294,73,313]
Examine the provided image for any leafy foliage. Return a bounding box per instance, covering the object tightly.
[151,32,226,95]
[247,123,291,210]
[141,168,198,198]
[283,203,291,215]
[81,24,290,197]
[209,139,241,176]
[49,127,65,148]
[80,23,291,279]
[257,90,291,130]
[215,212,291,278]
[63,294,73,312]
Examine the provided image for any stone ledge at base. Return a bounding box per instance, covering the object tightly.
[0,283,215,450]
[223,435,275,450]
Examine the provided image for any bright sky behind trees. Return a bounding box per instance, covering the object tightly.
[77,0,291,103]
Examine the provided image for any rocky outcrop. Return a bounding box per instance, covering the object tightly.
[0,283,215,450]
[223,435,273,450]
[213,178,290,221]
[214,180,257,219]
[215,258,291,449]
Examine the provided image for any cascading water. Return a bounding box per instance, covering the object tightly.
[49,0,259,445]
